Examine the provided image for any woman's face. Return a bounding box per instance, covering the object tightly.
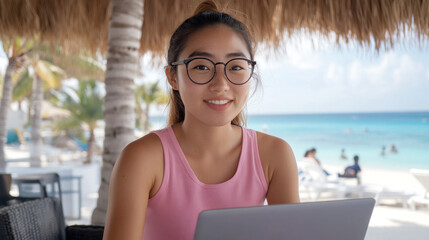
[169,24,252,127]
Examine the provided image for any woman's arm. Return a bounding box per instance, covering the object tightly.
[103,133,163,240]
[257,133,300,204]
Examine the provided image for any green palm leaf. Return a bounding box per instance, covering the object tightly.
[12,68,32,102]
[59,80,104,127]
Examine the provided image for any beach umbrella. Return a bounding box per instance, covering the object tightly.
[1,0,428,225]
[41,101,70,120]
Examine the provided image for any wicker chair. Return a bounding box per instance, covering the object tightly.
[1,174,105,240]
[1,173,42,207]
[0,197,66,240]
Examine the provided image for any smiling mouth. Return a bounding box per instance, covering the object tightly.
[206,100,232,105]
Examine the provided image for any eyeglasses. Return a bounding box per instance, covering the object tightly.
[171,57,256,85]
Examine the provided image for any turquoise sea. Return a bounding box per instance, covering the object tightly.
[152,112,429,171]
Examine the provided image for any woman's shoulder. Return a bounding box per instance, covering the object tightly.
[124,132,163,161]
[114,132,164,178]
[254,130,295,167]
[253,130,297,189]
[254,130,292,155]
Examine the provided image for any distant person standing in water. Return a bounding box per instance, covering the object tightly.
[380,145,386,156]
[390,144,398,153]
[340,148,347,160]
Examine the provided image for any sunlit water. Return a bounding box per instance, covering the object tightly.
[151,112,429,170]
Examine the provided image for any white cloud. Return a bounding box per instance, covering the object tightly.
[256,33,329,71]
[324,63,345,85]
[347,60,363,88]
[350,51,397,89]
[254,47,429,114]
[339,51,423,94]
[392,54,422,86]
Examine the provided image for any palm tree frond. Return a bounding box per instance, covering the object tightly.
[12,69,32,102]
[34,60,65,89]
[2,42,9,56]
[59,79,104,126]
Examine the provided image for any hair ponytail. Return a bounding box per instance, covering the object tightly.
[193,0,219,15]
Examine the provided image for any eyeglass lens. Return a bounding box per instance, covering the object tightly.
[187,58,253,84]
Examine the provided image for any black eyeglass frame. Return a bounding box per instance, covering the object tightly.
[171,57,257,85]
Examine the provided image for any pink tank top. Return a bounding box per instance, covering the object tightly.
[142,126,268,240]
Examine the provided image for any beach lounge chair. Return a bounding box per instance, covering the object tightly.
[408,169,429,210]
[365,185,415,208]
[297,158,352,200]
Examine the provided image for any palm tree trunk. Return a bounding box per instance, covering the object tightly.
[0,58,17,169]
[85,127,95,164]
[27,100,32,125]
[29,74,43,167]
[91,0,143,225]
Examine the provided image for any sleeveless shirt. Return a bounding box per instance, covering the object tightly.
[142,126,268,240]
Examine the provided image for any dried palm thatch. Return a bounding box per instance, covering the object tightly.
[0,0,428,56]
[0,0,110,53]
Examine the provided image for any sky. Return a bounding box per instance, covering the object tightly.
[138,35,429,115]
[251,38,429,114]
[2,35,429,115]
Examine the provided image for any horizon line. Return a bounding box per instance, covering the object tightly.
[246,110,429,116]
[148,110,429,118]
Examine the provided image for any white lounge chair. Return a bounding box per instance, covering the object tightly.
[297,158,362,200]
[408,169,429,210]
[365,185,415,208]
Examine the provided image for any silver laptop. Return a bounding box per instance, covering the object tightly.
[194,198,375,240]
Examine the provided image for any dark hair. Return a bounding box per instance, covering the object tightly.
[167,1,255,126]
[304,150,310,157]
[353,155,359,161]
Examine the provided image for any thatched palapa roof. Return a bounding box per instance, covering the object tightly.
[0,0,428,55]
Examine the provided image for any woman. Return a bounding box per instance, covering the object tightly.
[103,1,299,239]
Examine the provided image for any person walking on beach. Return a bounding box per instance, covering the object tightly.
[103,2,300,239]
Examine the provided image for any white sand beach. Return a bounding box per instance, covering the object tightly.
[323,165,429,239]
